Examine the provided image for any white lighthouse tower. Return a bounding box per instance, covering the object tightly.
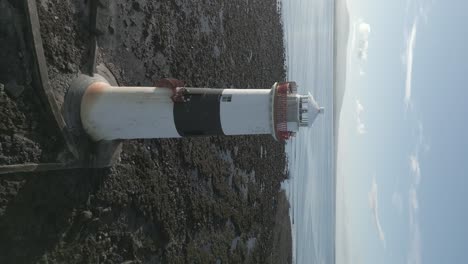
[68,74,323,142]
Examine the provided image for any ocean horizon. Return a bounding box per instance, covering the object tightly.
[280,0,336,263]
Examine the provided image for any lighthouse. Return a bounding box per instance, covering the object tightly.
[66,73,323,142]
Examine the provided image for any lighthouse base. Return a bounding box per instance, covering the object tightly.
[64,64,122,168]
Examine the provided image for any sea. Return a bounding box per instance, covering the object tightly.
[280,0,336,263]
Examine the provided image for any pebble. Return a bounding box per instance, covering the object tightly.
[81,210,93,221]
[102,207,112,215]
[132,2,141,11]
[39,254,49,264]
[5,80,24,99]
[66,62,74,72]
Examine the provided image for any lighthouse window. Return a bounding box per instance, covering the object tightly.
[221,95,232,102]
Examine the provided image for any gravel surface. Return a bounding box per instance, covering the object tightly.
[0,0,292,263]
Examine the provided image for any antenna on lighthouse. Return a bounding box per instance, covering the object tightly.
[306,92,324,127]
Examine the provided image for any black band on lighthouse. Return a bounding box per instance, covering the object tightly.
[173,88,224,136]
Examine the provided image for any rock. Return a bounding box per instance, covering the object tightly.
[102,207,112,215]
[66,62,74,72]
[5,80,24,98]
[39,254,49,264]
[0,83,4,93]
[80,210,93,221]
[0,0,289,262]
[13,133,36,146]
[132,2,141,11]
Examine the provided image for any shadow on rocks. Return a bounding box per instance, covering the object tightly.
[0,168,106,263]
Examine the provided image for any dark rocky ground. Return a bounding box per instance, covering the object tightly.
[0,0,63,165]
[0,0,291,263]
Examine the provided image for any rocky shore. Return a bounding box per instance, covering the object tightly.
[0,0,291,263]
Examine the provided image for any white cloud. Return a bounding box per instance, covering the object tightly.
[403,0,434,109]
[409,187,419,211]
[359,22,371,35]
[408,225,422,264]
[350,21,357,51]
[404,21,418,109]
[406,141,425,264]
[336,175,363,264]
[402,3,433,262]
[356,100,366,134]
[357,43,369,60]
[351,19,371,78]
[416,121,431,153]
[356,100,364,113]
[408,223,422,264]
[415,0,434,24]
[417,122,424,145]
[408,187,422,264]
[357,22,371,61]
[392,192,403,214]
[368,176,386,248]
[409,155,421,185]
[406,124,426,264]
[357,123,366,135]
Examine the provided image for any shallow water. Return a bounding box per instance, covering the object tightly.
[281,0,335,263]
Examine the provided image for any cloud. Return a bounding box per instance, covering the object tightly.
[356,100,364,113]
[357,43,369,60]
[409,187,419,210]
[350,21,357,51]
[356,100,367,134]
[402,3,433,262]
[410,122,428,185]
[408,187,421,264]
[409,155,421,185]
[357,122,366,135]
[404,21,418,109]
[392,192,403,214]
[357,22,371,61]
[359,22,371,35]
[407,124,426,264]
[408,223,422,264]
[368,176,386,248]
[416,121,431,153]
[403,0,434,109]
[351,19,371,77]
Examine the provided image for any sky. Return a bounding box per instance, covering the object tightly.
[336,0,468,263]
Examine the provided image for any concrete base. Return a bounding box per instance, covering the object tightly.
[64,64,122,168]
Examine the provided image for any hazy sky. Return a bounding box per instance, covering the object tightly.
[337,0,468,263]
